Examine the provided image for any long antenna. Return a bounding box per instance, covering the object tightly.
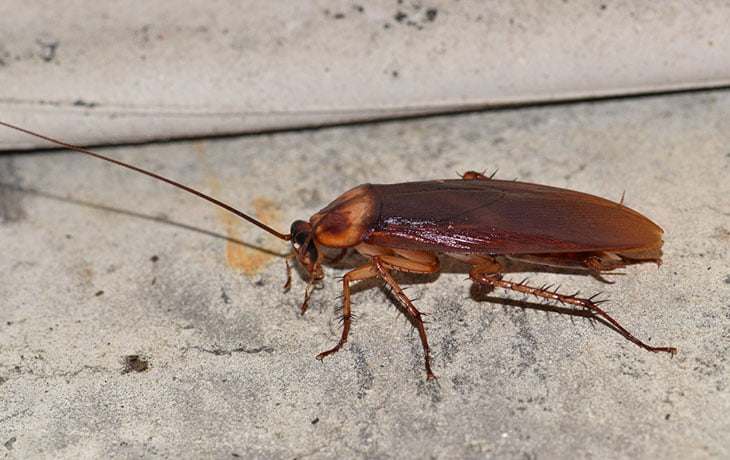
[0,120,291,241]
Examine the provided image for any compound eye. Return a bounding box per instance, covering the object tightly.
[290,220,310,235]
[289,220,319,265]
[290,220,311,250]
[293,230,309,247]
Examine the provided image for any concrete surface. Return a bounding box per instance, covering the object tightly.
[1,89,729,458]
[3,1,730,148]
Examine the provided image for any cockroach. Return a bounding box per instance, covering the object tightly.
[1,121,676,379]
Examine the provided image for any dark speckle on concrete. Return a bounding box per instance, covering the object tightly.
[73,99,97,108]
[36,38,58,62]
[392,5,438,29]
[122,355,149,373]
[4,437,16,450]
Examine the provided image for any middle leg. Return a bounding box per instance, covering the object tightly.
[316,250,441,379]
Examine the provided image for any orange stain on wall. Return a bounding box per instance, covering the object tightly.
[222,197,281,274]
[193,141,282,275]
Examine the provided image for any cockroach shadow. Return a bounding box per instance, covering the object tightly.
[0,181,284,258]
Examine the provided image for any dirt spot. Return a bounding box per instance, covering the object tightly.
[122,355,149,373]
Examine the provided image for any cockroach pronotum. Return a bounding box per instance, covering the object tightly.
[0,121,676,379]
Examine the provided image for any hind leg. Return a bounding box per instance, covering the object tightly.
[465,255,676,355]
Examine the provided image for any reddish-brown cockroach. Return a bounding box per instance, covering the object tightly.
[1,121,676,379]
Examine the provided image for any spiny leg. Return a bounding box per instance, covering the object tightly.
[299,270,321,314]
[469,259,677,355]
[371,257,439,380]
[316,252,440,379]
[283,253,319,310]
[283,254,296,291]
[315,262,377,362]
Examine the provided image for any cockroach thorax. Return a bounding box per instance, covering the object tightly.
[310,184,379,248]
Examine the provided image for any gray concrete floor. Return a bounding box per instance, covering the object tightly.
[1,90,729,458]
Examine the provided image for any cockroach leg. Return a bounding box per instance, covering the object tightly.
[616,253,663,268]
[461,170,490,180]
[300,270,322,314]
[469,261,677,356]
[371,257,439,380]
[581,254,626,272]
[317,253,441,379]
[283,254,296,291]
[315,262,378,362]
[460,169,499,180]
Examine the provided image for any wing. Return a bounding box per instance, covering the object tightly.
[362,179,663,254]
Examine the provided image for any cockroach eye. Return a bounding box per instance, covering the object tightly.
[288,220,319,264]
[294,233,319,264]
[293,231,309,247]
[290,220,310,240]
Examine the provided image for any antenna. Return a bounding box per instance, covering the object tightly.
[0,121,291,241]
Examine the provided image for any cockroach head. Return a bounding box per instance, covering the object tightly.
[289,219,323,275]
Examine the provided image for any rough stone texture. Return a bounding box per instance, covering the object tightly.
[1,90,729,458]
[2,1,729,148]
